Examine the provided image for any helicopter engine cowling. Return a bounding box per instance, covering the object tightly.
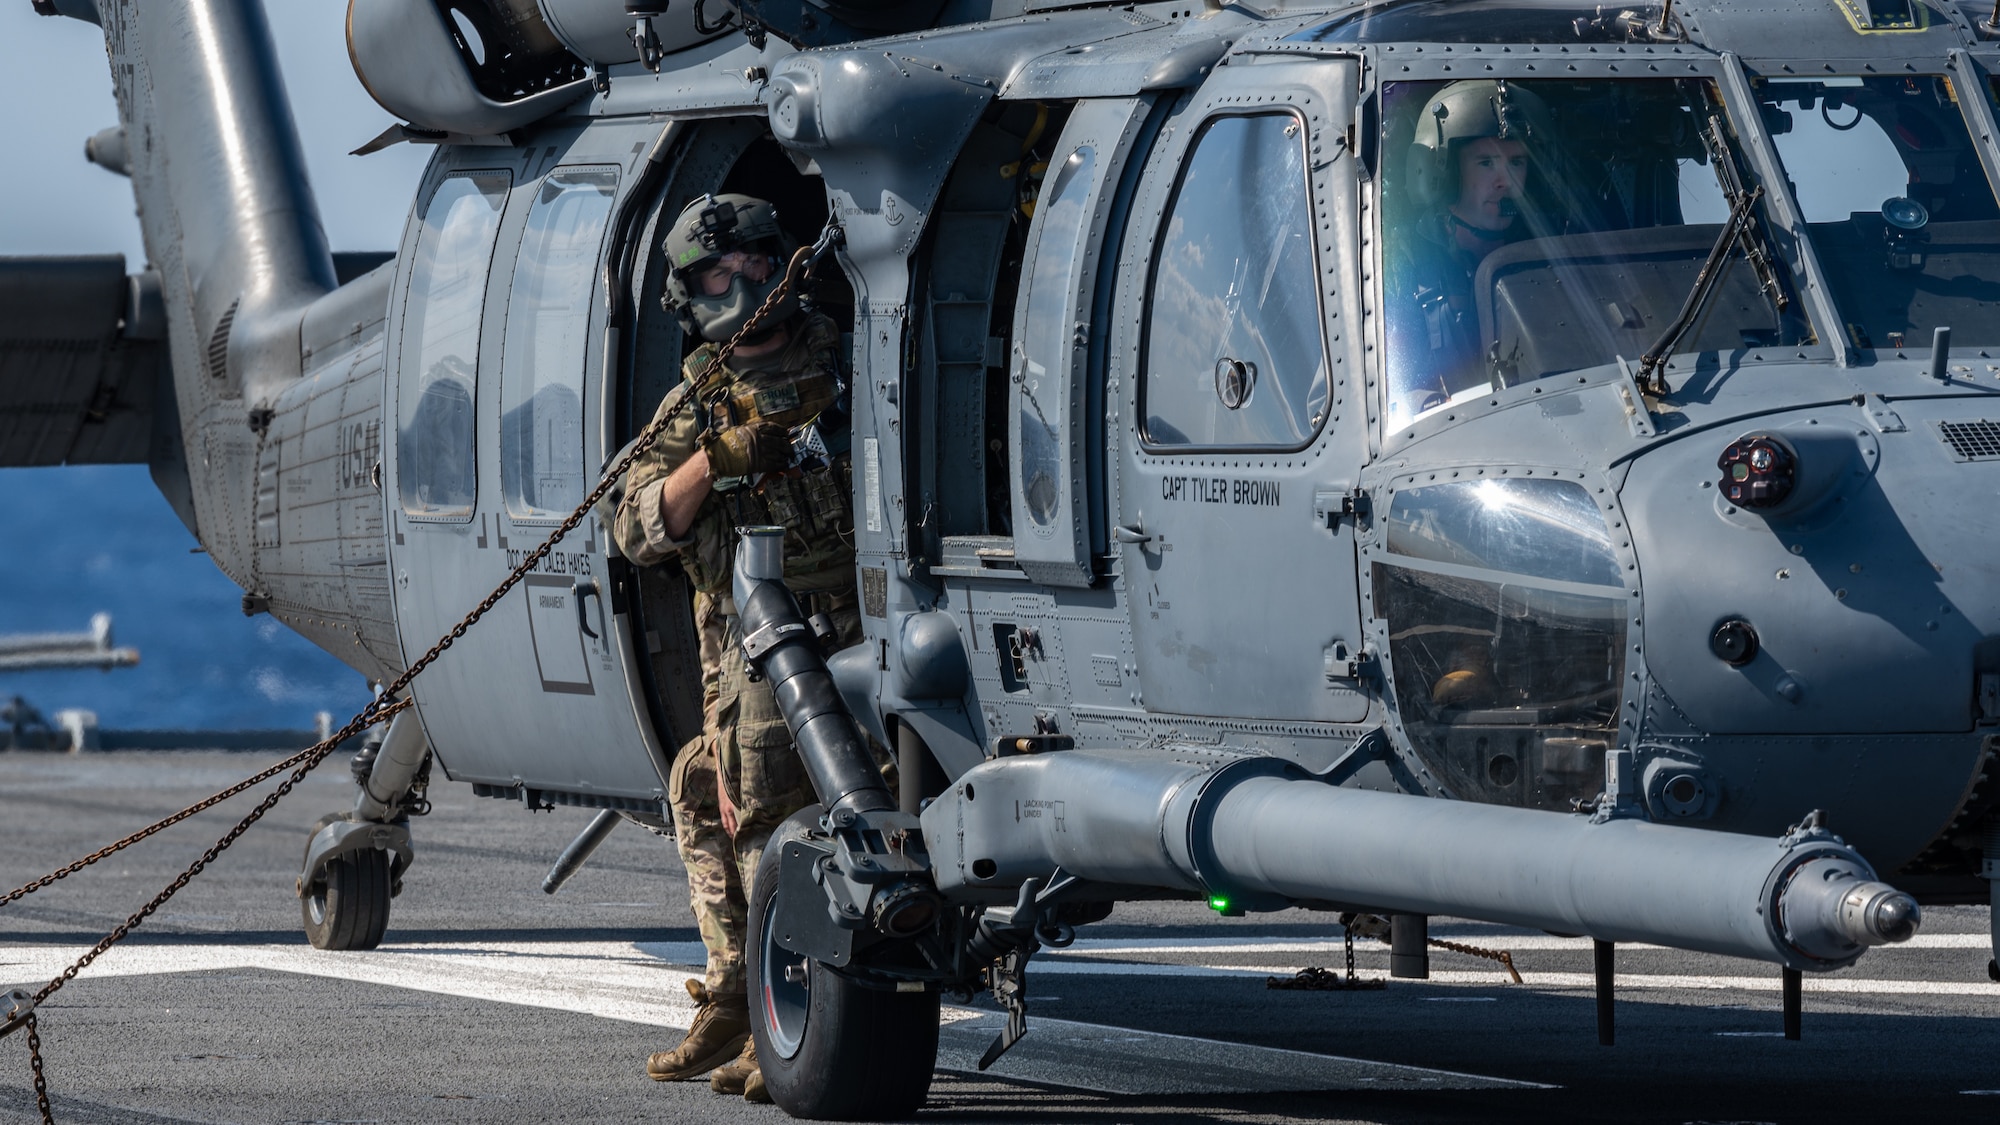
[346,0,594,136]
[922,748,1920,973]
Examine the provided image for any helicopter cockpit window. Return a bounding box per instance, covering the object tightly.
[500,167,618,520]
[1376,476,1626,811]
[1142,113,1328,449]
[397,170,510,519]
[1755,76,2000,350]
[1380,78,1810,431]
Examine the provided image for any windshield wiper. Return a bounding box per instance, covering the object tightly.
[1636,113,1790,393]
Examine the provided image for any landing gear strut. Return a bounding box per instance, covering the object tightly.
[297,706,428,951]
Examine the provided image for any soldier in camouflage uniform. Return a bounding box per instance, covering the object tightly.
[612,194,860,1101]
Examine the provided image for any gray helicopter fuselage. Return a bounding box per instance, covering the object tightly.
[27,0,2000,925]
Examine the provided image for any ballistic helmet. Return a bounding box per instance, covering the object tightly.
[661,193,798,341]
[1406,80,1557,208]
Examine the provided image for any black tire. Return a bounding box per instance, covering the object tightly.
[302,848,391,951]
[748,806,939,1120]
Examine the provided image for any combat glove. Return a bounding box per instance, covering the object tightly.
[703,419,791,478]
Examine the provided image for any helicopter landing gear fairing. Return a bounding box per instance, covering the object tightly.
[296,706,428,951]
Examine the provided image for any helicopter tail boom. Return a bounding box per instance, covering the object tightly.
[69,0,338,582]
[97,0,337,386]
[924,749,1920,973]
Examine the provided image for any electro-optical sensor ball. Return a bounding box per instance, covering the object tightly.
[1717,434,1797,508]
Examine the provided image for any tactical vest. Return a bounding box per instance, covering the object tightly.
[675,321,856,597]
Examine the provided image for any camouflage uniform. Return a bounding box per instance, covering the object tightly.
[614,311,859,998]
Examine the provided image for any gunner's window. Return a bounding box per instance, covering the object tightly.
[397,170,510,519]
[1378,78,1811,430]
[500,167,618,520]
[1756,76,2000,350]
[1141,113,1328,450]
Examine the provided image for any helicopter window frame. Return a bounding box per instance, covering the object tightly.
[395,167,513,524]
[1135,108,1333,454]
[497,164,621,524]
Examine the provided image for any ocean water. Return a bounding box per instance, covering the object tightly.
[0,465,374,730]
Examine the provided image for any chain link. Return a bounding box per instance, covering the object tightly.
[24,1014,49,1125]
[1427,936,1525,984]
[1266,922,1524,990]
[4,229,834,1119]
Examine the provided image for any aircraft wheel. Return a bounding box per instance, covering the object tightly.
[748,805,939,1120]
[302,847,391,951]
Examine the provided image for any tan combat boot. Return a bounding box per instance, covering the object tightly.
[646,980,750,1081]
[742,1065,771,1104]
[709,1037,758,1095]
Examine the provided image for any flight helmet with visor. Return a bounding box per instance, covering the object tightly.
[662,193,798,341]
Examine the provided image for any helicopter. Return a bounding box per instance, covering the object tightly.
[5,0,2000,1117]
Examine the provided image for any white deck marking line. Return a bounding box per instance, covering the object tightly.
[1061,933,1994,956]
[5,942,1988,996]
[1034,960,2000,995]
[0,941,1542,1095]
[0,942,707,1030]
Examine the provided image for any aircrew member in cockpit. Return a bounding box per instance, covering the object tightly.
[611,193,859,1104]
[1387,79,1556,418]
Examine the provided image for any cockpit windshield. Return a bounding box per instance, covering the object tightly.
[1752,75,2000,351]
[1380,78,1814,430]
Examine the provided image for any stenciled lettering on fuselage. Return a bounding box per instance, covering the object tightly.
[336,420,380,493]
[1016,798,1068,831]
[1159,475,1282,507]
[504,548,595,577]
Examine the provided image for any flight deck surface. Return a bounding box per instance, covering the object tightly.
[3,752,1995,1124]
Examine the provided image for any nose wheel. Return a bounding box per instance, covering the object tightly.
[747,806,940,1120]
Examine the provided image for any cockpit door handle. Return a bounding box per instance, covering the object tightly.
[573,578,602,640]
[1112,524,1154,546]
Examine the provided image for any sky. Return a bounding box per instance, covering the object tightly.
[0,2,430,730]
[0,1,428,260]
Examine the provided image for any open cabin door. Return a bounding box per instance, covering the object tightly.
[1110,62,1372,724]
[383,123,679,807]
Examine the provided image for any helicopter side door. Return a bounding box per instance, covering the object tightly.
[1110,61,1372,724]
[384,123,676,804]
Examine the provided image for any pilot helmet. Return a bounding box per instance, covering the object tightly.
[1406,79,1557,209]
[661,193,798,341]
